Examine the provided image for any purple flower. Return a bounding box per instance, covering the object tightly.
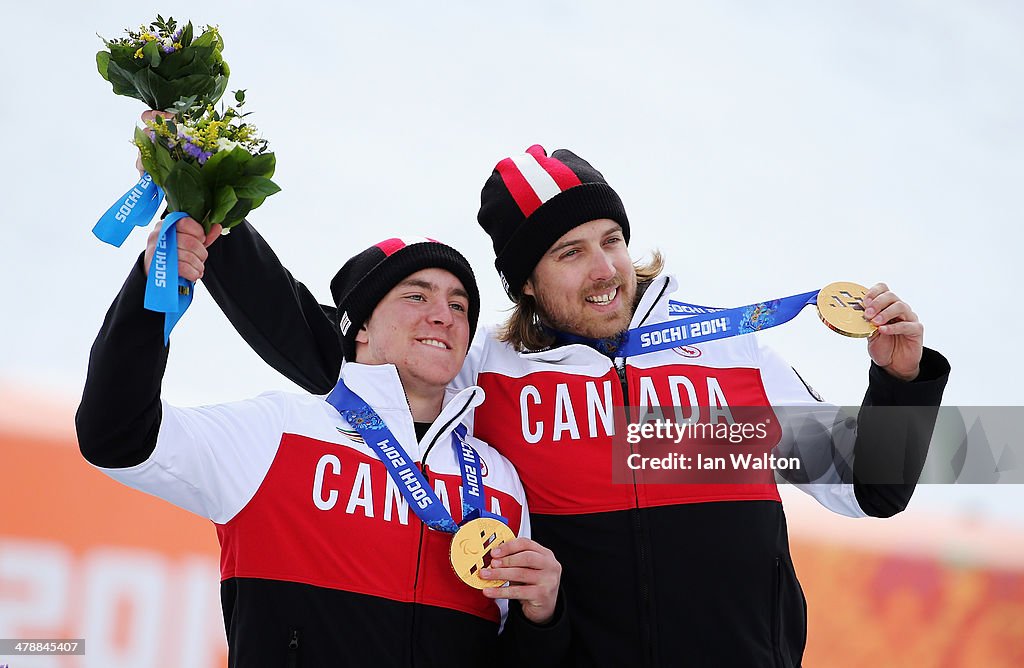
[182,140,213,164]
[162,44,175,53]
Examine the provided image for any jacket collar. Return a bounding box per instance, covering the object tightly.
[336,362,483,452]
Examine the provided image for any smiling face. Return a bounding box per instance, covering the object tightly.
[523,218,637,340]
[354,268,471,396]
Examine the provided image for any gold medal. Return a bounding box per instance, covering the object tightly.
[449,517,517,589]
[817,282,876,338]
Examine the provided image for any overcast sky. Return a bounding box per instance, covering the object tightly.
[3,2,1022,518]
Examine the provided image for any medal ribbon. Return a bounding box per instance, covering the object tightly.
[326,380,505,533]
[93,173,165,246]
[667,300,726,317]
[615,290,820,357]
[94,174,192,342]
[143,212,194,343]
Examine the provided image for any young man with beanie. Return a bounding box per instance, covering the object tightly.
[184,145,949,666]
[77,229,568,667]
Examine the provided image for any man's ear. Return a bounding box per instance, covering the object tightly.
[522,278,535,298]
[355,324,369,345]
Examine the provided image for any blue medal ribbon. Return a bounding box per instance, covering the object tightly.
[326,380,505,533]
[548,292,819,357]
[143,211,194,343]
[93,173,165,247]
[668,300,726,317]
[617,290,819,357]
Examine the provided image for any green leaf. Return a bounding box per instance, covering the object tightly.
[221,199,254,230]
[152,47,196,79]
[107,44,144,71]
[163,160,210,220]
[133,68,168,109]
[234,89,246,104]
[152,141,175,185]
[191,28,219,49]
[104,59,146,101]
[133,127,160,181]
[142,39,162,68]
[180,22,194,47]
[208,186,238,228]
[208,75,229,106]
[96,51,110,81]
[198,148,241,191]
[233,176,281,199]
[243,152,276,178]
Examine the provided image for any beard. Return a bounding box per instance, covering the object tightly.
[532,274,639,340]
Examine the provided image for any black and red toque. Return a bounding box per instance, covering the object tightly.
[330,238,480,362]
[477,144,630,298]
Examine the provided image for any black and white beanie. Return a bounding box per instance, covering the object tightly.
[330,238,480,362]
[477,144,630,298]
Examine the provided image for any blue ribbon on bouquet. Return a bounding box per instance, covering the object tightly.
[326,380,506,533]
[616,290,821,357]
[93,173,165,247]
[143,211,194,343]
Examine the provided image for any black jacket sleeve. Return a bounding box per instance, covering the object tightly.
[853,346,951,517]
[498,588,571,667]
[202,221,342,395]
[76,256,169,468]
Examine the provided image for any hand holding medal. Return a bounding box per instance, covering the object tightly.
[817,281,924,380]
[477,536,562,624]
[625,280,925,382]
[860,282,924,381]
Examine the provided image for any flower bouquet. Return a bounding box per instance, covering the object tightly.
[93,15,281,340]
[96,15,229,111]
[134,90,280,232]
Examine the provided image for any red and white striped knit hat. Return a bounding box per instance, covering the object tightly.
[477,144,630,298]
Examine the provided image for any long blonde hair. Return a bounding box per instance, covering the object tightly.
[497,250,665,352]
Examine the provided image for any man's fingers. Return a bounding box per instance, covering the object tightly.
[141,110,173,122]
[490,538,553,559]
[204,223,223,247]
[175,216,205,238]
[174,218,210,281]
[482,584,545,602]
[870,301,917,326]
[863,282,890,302]
[877,321,924,338]
[863,289,897,315]
[490,550,547,571]
[479,566,543,585]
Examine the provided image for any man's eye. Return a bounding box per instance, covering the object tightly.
[450,302,467,312]
[605,236,622,245]
[561,249,580,259]
[407,294,426,302]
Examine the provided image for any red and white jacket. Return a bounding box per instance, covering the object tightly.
[98,363,528,622]
[77,259,570,668]
[458,273,865,518]
[195,221,950,667]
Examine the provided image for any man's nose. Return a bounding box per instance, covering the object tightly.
[427,299,453,325]
[589,248,616,281]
